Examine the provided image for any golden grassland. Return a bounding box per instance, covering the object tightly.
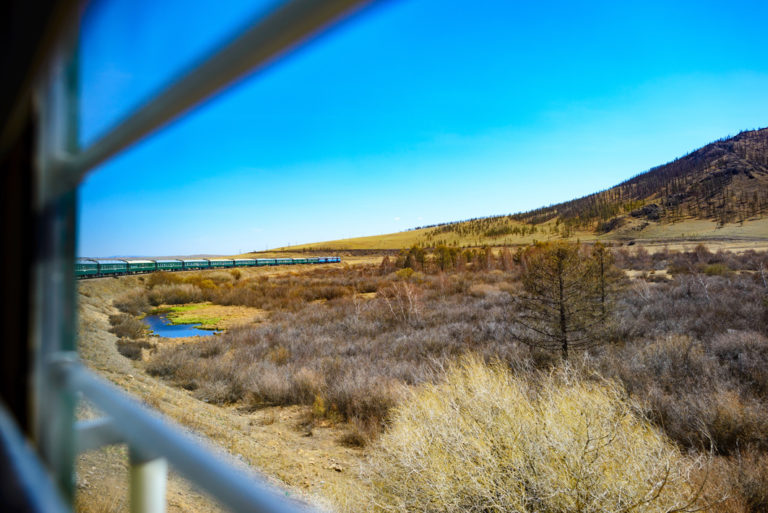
[273,217,768,252]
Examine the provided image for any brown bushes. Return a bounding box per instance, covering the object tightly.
[147,283,205,305]
[704,452,768,513]
[108,313,146,339]
[116,339,153,360]
[139,251,768,474]
[602,332,768,454]
[113,289,151,315]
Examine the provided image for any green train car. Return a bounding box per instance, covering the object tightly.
[98,260,128,276]
[76,255,340,278]
[156,259,183,271]
[126,260,156,274]
[75,259,99,278]
[183,260,210,270]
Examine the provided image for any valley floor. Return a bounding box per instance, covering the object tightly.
[75,267,370,513]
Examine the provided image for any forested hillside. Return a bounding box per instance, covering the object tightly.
[425,128,768,242]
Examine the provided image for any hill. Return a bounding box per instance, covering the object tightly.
[279,128,768,251]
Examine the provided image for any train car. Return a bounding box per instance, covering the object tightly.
[183,259,210,270]
[98,259,128,276]
[75,255,340,278]
[209,259,234,268]
[75,259,99,278]
[126,260,156,274]
[156,259,183,271]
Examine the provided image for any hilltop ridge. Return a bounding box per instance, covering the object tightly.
[278,128,768,251]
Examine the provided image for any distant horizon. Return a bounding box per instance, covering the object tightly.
[77,0,768,257]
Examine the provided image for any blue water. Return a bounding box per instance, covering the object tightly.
[143,314,220,338]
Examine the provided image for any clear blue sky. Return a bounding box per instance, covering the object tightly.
[77,0,768,257]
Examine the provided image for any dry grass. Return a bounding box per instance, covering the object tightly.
[277,216,768,252]
[81,244,768,512]
[333,356,704,513]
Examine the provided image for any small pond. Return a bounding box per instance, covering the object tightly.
[143,314,221,338]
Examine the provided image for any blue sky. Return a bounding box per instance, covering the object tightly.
[77,0,768,256]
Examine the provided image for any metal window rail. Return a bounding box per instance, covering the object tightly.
[31,1,372,512]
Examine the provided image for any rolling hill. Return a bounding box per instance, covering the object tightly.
[278,128,768,251]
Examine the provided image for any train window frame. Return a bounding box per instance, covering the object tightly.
[23,1,373,511]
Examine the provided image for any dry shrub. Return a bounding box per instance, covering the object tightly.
[711,330,768,396]
[703,451,768,513]
[612,334,768,453]
[378,282,422,324]
[115,339,152,360]
[145,271,181,288]
[467,282,498,297]
[341,356,702,513]
[323,374,403,427]
[108,313,146,339]
[147,283,204,305]
[113,288,150,315]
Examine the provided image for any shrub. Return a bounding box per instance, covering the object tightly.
[704,451,768,513]
[116,339,152,360]
[147,283,204,305]
[343,356,702,513]
[703,263,733,277]
[108,313,146,339]
[606,334,768,453]
[113,289,151,315]
[145,271,181,288]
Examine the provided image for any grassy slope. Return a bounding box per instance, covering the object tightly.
[275,217,768,251]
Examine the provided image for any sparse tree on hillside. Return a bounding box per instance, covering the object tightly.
[592,242,625,317]
[514,241,621,360]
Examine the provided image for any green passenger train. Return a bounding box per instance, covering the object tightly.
[75,256,341,279]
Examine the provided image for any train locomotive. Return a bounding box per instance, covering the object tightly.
[75,256,341,279]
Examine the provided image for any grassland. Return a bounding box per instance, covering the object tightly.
[149,303,266,330]
[275,217,768,252]
[76,242,768,513]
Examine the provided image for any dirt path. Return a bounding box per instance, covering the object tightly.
[75,273,365,513]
